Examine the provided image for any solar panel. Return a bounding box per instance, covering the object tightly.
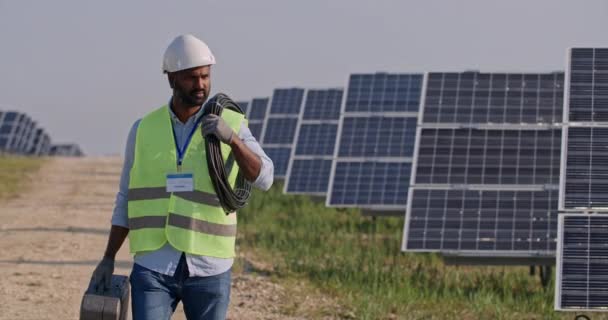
[330,161,411,208]
[17,115,35,153]
[261,89,305,179]
[338,116,417,157]
[345,73,422,112]
[7,115,21,152]
[4,111,17,122]
[262,118,299,144]
[246,97,269,141]
[269,88,305,115]
[567,48,608,122]
[0,120,12,134]
[248,97,269,120]
[31,128,51,156]
[49,143,84,156]
[285,159,333,194]
[248,122,264,140]
[556,213,608,311]
[264,147,291,177]
[561,48,608,211]
[303,89,343,120]
[563,127,608,209]
[423,72,563,124]
[407,189,558,252]
[294,123,338,156]
[0,112,20,153]
[0,112,7,151]
[285,89,343,195]
[415,128,561,185]
[29,127,43,155]
[403,71,564,258]
[327,73,423,213]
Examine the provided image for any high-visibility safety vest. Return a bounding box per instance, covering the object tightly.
[127,105,245,258]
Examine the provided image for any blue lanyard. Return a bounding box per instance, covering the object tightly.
[173,116,203,168]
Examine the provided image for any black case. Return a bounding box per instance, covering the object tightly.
[80,275,130,320]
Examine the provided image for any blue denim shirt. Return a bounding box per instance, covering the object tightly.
[111,104,273,277]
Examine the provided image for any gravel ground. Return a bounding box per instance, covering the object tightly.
[0,157,341,320]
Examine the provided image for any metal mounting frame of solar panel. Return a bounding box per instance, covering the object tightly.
[326,73,423,215]
[260,88,306,179]
[555,213,608,311]
[402,71,565,260]
[559,48,608,212]
[284,88,343,196]
[246,97,269,141]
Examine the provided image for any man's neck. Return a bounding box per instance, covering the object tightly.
[171,98,201,123]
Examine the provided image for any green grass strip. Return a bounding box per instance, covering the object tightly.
[237,183,578,320]
[0,155,45,200]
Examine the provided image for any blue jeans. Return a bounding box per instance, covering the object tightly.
[129,254,231,320]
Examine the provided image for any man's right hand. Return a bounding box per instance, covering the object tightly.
[89,257,115,293]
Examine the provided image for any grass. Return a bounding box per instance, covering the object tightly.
[237,183,605,320]
[0,155,45,200]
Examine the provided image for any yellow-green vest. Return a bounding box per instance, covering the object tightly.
[127,105,245,258]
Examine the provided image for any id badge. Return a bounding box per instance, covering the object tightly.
[166,173,194,192]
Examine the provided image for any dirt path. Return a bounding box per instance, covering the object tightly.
[0,157,339,320]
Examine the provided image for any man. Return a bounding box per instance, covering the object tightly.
[89,34,274,320]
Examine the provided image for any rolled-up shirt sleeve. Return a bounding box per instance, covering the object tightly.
[111,120,140,228]
[238,122,274,190]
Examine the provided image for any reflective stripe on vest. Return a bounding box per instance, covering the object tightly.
[128,214,237,237]
[128,187,221,206]
[127,105,245,258]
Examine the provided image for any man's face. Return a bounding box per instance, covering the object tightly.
[170,65,211,107]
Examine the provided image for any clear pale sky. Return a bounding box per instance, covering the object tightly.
[0,0,606,155]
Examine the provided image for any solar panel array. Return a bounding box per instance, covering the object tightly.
[49,144,84,156]
[0,110,52,155]
[261,88,305,178]
[556,213,608,311]
[402,71,564,256]
[554,47,608,312]
[227,47,608,312]
[285,89,343,195]
[561,48,608,211]
[327,73,423,212]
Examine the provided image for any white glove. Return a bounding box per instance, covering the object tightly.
[201,114,235,144]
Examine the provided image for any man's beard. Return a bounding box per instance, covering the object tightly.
[174,84,208,107]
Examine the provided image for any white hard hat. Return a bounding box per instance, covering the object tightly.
[162,34,216,73]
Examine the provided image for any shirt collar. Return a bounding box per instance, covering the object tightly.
[168,97,206,125]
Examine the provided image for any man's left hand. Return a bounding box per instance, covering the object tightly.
[201,114,235,144]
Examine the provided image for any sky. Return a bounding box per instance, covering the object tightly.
[0,0,606,155]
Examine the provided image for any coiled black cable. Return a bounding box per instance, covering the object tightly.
[202,93,252,213]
